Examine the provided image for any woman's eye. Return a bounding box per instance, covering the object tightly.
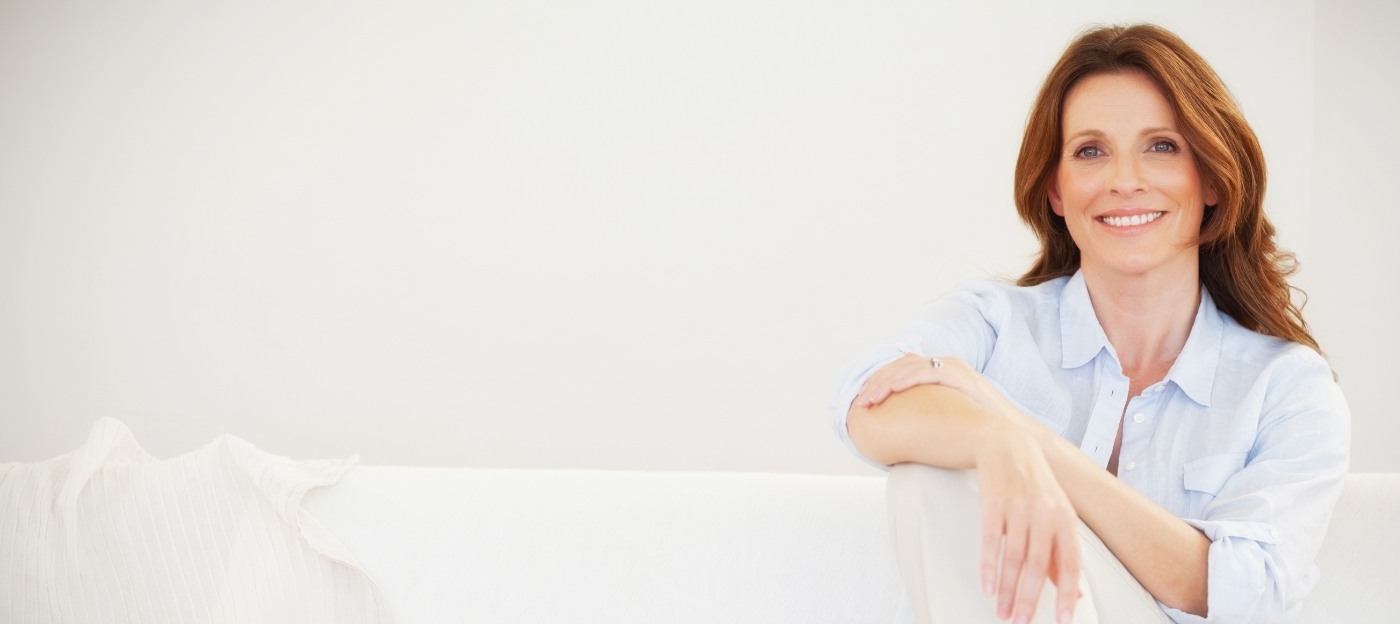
[1075,145,1102,158]
[1149,140,1178,153]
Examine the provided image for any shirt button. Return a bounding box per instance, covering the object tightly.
[1124,461,1137,471]
[1133,413,1145,424]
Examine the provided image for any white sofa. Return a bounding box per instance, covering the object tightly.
[305,466,1400,623]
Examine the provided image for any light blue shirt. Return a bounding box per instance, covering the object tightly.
[829,271,1350,623]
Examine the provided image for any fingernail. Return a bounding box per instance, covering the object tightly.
[1059,608,1072,624]
[1014,615,1030,624]
[983,579,995,595]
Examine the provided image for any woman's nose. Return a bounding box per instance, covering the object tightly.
[1108,156,1147,196]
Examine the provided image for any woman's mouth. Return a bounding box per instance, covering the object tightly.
[1099,211,1164,228]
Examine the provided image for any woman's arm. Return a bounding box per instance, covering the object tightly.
[1029,423,1210,615]
[853,354,1210,617]
[849,380,1083,624]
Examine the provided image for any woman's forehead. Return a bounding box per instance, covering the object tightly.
[1062,72,1177,134]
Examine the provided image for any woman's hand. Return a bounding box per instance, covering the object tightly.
[974,420,1082,624]
[855,353,1010,416]
[856,353,1081,622]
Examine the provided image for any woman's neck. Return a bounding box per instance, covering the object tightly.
[1081,266,1201,374]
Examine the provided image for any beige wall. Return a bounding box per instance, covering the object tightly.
[1,1,1391,474]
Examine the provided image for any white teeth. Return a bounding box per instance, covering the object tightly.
[1101,212,1164,227]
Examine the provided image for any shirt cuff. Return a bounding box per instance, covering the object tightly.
[828,351,903,471]
[1158,519,1291,623]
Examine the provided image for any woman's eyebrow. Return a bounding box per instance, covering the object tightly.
[1063,129,1104,145]
[1139,126,1181,137]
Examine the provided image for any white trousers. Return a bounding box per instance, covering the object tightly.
[887,464,1174,624]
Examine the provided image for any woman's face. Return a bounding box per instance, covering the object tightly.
[1049,71,1217,281]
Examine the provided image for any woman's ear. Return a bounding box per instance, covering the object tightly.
[1048,178,1065,217]
[1204,183,1219,208]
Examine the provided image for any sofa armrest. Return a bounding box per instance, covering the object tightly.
[1300,473,1400,622]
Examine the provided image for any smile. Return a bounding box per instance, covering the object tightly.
[1099,212,1164,228]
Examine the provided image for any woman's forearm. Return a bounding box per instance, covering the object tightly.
[847,384,1005,469]
[1032,427,1211,616]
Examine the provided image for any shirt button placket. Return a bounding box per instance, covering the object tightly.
[1120,385,1155,482]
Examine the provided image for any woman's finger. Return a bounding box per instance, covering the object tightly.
[863,378,895,406]
[855,363,899,406]
[1053,525,1082,624]
[997,511,1028,620]
[980,496,1004,597]
[868,383,890,405]
[888,367,937,393]
[1011,516,1055,624]
[855,373,892,406]
[860,357,923,406]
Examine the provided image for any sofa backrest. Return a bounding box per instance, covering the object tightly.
[307,468,1400,623]
[307,467,904,622]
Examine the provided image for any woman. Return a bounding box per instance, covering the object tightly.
[831,24,1348,624]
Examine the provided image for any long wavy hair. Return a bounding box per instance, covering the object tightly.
[1014,24,1319,352]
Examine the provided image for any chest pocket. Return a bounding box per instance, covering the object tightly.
[1183,453,1248,496]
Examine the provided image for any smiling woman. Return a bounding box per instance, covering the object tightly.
[833,24,1348,624]
[1050,71,1215,284]
[1015,24,1317,352]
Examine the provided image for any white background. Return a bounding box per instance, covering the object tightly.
[2,0,1395,474]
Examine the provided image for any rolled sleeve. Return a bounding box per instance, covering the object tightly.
[828,346,903,470]
[1159,519,1293,623]
[827,284,1003,470]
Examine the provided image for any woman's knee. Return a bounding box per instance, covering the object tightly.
[887,463,980,515]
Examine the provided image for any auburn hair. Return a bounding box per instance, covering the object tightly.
[1013,24,1319,352]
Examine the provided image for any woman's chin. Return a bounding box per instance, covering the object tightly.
[1084,253,1198,281]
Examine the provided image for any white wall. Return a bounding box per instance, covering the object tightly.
[1305,0,1400,473]
[2,0,1386,474]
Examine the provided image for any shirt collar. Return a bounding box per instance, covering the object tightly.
[1166,287,1222,407]
[1058,270,1221,407]
[1059,271,1111,369]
